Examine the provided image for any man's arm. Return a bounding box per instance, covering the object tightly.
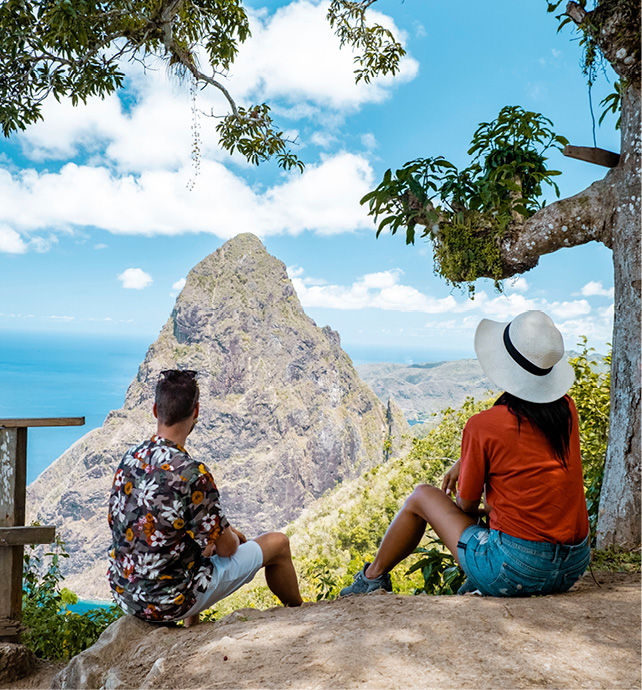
[202,525,247,558]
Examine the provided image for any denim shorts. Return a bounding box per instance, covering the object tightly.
[457,526,590,597]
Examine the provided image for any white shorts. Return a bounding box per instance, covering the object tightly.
[181,540,264,618]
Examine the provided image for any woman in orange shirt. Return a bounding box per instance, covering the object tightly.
[340,310,590,597]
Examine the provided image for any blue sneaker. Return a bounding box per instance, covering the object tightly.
[339,563,392,596]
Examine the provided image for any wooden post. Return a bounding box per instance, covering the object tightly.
[0,417,84,643]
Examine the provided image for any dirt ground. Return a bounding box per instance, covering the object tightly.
[5,571,641,690]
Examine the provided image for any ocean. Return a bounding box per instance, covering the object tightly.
[0,330,150,484]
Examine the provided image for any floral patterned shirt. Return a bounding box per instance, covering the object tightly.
[107,435,229,622]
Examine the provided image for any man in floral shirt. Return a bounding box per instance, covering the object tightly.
[108,369,302,625]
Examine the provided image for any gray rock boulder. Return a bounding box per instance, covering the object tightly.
[0,643,37,684]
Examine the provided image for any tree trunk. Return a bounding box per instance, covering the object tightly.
[595,83,641,549]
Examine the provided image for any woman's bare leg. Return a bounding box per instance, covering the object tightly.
[366,484,476,579]
[254,532,303,606]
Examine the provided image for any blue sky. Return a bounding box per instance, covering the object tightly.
[0,0,618,361]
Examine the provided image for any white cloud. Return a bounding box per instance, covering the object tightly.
[291,267,609,350]
[172,278,186,291]
[292,269,456,313]
[94,243,108,250]
[0,225,27,253]
[579,280,614,298]
[310,131,338,148]
[0,153,374,240]
[456,291,592,322]
[118,268,153,290]
[360,133,377,150]
[49,315,75,322]
[507,276,529,293]
[230,1,419,111]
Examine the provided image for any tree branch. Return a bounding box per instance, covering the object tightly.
[493,173,616,278]
[566,1,587,25]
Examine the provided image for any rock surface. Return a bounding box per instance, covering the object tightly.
[36,572,640,690]
[26,234,407,599]
[0,644,36,685]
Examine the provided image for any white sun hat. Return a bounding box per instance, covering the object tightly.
[474,310,575,403]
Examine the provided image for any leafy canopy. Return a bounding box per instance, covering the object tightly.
[0,0,404,170]
[22,531,123,661]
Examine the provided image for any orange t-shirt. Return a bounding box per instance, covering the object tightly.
[458,396,589,544]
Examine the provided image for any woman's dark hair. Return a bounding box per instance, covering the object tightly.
[155,370,199,426]
[494,392,572,466]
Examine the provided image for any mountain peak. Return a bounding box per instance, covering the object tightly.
[27,234,408,599]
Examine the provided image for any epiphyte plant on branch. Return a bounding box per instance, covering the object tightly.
[360,106,569,293]
[0,0,404,171]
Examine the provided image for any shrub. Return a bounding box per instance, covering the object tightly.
[22,534,123,661]
[568,340,611,538]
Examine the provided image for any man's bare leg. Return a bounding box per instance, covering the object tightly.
[254,532,303,606]
[183,613,200,627]
[366,484,476,579]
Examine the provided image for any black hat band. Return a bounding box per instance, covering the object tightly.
[503,324,553,377]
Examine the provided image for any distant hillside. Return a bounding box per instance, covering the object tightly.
[356,349,606,425]
[356,359,493,424]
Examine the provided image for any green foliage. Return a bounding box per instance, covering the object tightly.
[327,0,406,84]
[547,1,639,116]
[568,339,611,539]
[406,537,466,595]
[591,549,641,572]
[216,104,304,171]
[22,534,123,661]
[361,106,568,293]
[599,80,624,130]
[0,0,302,169]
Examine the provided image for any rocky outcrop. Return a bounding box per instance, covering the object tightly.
[26,234,408,599]
[0,643,36,684]
[50,574,641,690]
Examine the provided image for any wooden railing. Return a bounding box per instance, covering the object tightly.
[0,417,84,642]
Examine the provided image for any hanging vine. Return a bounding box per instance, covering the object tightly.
[186,77,201,191]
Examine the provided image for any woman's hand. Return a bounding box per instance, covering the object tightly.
[441,459,461,496]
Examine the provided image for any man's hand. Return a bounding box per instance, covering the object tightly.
[441,459,460,496]
[203,525,240,558]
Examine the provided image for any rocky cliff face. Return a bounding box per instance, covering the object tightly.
[26,234,407,599]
